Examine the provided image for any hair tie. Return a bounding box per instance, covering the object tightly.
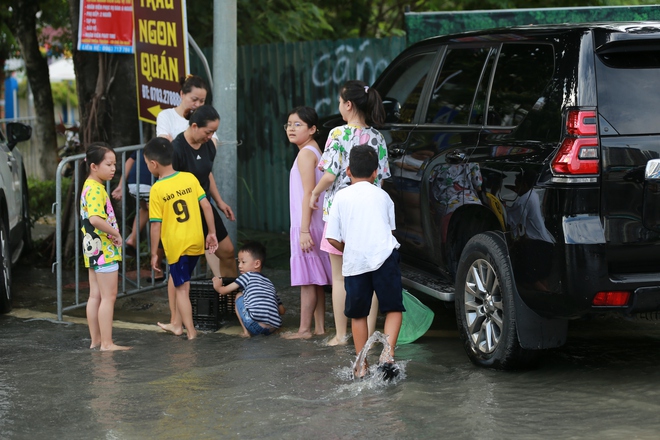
[186,74,193,80]
[364,86,369,93]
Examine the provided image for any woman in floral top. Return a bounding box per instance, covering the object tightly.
[310,80,391,346]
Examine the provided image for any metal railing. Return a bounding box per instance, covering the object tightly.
[53,144,209,321]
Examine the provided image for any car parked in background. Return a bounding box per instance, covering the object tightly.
[323,22,660,369]
[0,122,32,313]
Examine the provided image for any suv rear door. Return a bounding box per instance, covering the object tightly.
[397,45,493,272]
[374,47,440,245]
[596,36,660,276]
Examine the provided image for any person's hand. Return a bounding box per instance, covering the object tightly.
[300,231,314,253]
[212,276,223,294]
[151,253,162,273]
[111,231,123,248]
[309,193,320,210]
[111,185,123,201]
[206,233,218,254]
[218,201,236,221]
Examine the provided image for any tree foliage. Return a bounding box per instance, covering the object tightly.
[185,0,660,47]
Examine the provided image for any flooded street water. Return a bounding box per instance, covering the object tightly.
[4,296,660,439]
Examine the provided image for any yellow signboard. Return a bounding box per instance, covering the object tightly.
[133,0,188,124]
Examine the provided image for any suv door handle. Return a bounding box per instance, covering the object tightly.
[389,147,405,158]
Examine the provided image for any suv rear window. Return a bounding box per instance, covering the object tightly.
[596,45,660,135]
[377,52,436,124]
[488,43,554,127]
[425,47,490,125]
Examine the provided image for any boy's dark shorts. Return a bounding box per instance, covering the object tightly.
[201,200,229,242]
[169,255,200,287]
[344,249,405,318]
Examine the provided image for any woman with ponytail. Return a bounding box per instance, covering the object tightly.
[310,80,391,346]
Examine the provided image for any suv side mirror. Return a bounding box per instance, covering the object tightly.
[6,122,32,150]
[383,98,401,123]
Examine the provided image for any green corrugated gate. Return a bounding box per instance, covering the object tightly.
[405,5,660,43]
[191,37,406,233]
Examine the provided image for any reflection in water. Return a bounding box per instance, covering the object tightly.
[148,341,204,438]
[7,312,660,438]
[90,353,122,436]
[0,370,15,437]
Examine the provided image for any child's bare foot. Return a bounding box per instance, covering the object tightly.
[186,330,198,340]
[353,360,369,380]
[281,330,312,340]
[314,330,326,336]
[157,322,183,336]
[326,334,349,346]
[240,332,251,338]
[90,343,100,350]
[100,344,132,351]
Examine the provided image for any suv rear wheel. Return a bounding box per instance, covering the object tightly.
[0,211,12,313]
[455,232,538,369]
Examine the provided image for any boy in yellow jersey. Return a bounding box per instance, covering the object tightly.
[144,137,218,340]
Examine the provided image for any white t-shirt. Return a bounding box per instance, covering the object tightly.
[156,108,218,140]
[325,181,400,277]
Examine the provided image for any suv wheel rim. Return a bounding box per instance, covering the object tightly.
[464,258,503,354]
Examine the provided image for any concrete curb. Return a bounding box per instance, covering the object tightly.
[7,308,245,335]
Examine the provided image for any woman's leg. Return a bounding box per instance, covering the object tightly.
[327,253,348,346]
[215,235,237,278]
[205,252,222,278]
[313,285,326,335]
[282,284,317,339]
[126,201,148,248]
[86,269,101,349]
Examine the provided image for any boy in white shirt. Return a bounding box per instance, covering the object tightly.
[325,144,404,380]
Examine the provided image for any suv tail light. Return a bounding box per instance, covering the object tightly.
[552,110,599,175]
[593,291,630,307]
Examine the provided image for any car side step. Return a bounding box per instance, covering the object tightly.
[400,263,455,302]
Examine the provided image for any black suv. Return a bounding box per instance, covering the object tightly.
[343,22,660,368]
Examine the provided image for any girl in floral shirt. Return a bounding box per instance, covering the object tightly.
[80,142,130,351]
[310,80,391,346]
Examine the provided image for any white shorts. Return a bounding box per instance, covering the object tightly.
[93,262,119,273]
[128,183,151,200]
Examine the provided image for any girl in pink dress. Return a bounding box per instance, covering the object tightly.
[282,106,332,339]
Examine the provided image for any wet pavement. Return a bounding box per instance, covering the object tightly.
[5,226,660,438]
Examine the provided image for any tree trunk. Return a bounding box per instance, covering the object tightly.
[10,0,59,180]
[67,0,140,148]
[61,0,140,264]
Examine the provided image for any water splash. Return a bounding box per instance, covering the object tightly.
[334,337,407,395]
[353,331,392,378]
[348,330,404,385]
